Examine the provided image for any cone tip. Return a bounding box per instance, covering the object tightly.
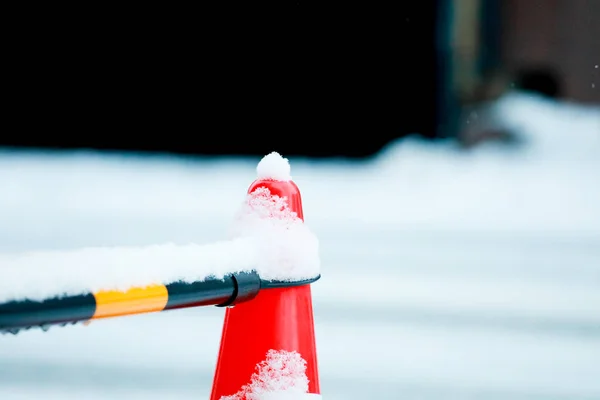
[257,152,292,182]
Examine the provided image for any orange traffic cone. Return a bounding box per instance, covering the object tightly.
[210,178,320,399]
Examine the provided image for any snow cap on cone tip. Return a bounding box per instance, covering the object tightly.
[257,152,292,182]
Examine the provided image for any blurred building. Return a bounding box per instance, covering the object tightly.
[502,0,600,104]
[437,0,600,144]
[2,4,596,157]
[445,0,599,102]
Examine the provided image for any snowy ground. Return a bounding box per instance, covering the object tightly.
[0,92,599,399]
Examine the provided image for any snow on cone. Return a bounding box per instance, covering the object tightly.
[210,153,321,400]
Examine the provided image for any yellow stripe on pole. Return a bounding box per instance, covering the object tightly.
[92,284,169,319]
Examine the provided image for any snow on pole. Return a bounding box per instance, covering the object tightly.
[0,152,321,334]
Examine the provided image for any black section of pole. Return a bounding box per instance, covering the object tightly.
[0,293,96,335]
[164,272,260,310]
[164,277,234,310]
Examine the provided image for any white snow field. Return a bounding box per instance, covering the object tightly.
[0,91,599,399]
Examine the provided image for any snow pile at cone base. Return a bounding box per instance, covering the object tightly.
[220,350,320,400]
[0,153,320,303]
[256,152,292,181]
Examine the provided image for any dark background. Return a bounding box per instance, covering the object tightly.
[2,5,439,159]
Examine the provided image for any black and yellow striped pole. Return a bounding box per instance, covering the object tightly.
[0,272,319,334]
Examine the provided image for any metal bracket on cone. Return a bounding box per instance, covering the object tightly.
[260,275,321,289]
[215,271,261,307]
[216,273,321,306]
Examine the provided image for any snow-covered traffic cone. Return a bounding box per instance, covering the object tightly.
[210,157,320,399]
